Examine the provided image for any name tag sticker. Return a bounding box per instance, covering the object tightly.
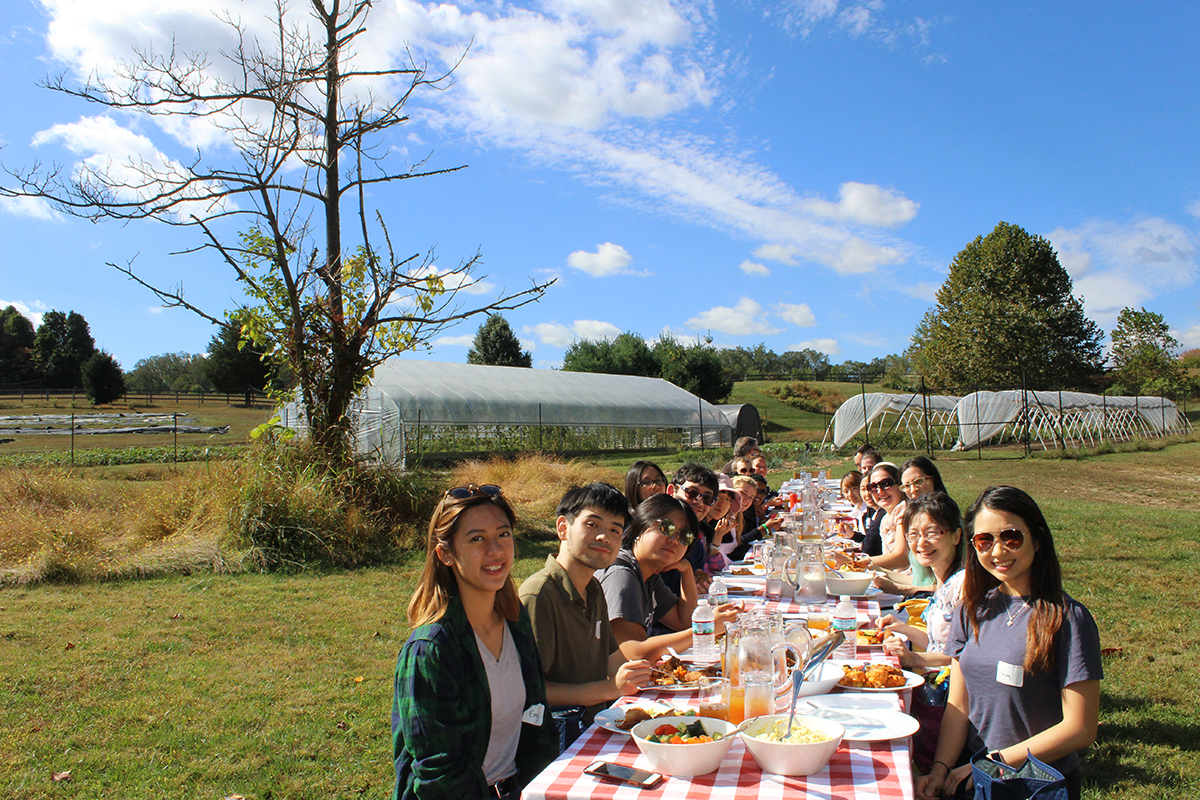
[596,620,602,639]
[522,703,545,726]
[996,660,1024,687]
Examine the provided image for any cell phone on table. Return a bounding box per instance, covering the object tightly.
[584,761,663,789]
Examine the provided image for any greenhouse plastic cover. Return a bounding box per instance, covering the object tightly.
[278,359,732,464]
[955,390,1185,447]
[830,393,961,448]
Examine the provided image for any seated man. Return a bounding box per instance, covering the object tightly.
[597,493,740,657]
[663,462,720,597]
[518,483,652,727]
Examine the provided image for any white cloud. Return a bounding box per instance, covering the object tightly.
[686,297,781,336]
[753,244,800,266]
[567,242,634,276]
[739,260,769,276]
[833,238,903,274]
[1177,324,1200,349]
[0,299,45,329]
[524,319,621,347]
[789,338,840,356]
[802,182,919,228]
[899,282,939,303]
[434,334,475,348]
[1187,200,1200,219]
[773,302,817,327]
[1048,217,1197,325]
[0,195,59,220]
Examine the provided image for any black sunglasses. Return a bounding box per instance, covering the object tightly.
[655,518,694,547]
[678,486,717,506]
[445,484,503,500]
[971,528,1026,552]
[867,477,897,494]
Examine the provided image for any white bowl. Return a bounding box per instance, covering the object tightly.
[740,714,845,775]
[630,715,738,777]
[794,660,849,697]
[825,571,874,596]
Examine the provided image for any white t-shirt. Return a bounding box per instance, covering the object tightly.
[475,624,526,786]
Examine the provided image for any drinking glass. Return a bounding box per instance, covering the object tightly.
[699,677,731,721]
[744,676,775,719]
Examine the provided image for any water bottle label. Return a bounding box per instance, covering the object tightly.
[692,620,715,636]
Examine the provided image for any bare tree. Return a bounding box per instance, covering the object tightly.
[2,0,553,461]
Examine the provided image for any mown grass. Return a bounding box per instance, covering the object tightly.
[2,443,1198,798]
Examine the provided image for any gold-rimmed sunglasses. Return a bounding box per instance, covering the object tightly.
[445,484,503,500]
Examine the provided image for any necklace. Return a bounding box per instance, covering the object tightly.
[1005,596,1031,627]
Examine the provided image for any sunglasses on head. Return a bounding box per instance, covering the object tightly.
[445,484,503,500]
[867,477,897,494]
[655,518,694,547]
[679,486,717,506]
[971,528,1026,552]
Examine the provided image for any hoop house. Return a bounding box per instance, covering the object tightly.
[825,393,962,449]
[278,360,733,465]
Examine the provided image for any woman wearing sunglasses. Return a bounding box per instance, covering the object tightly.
[916,486,1102,800]
[858,463,913,570]
[392,485,557,800]
[598,494,742,660]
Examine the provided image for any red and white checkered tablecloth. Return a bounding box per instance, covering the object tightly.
[524,596,916,800]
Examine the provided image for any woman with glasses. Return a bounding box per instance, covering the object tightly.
[392,485,557,800]
[598,494,741,659]
[874,457,950,596]
[879,492,967,670]
[624,460,667,516]
[859,463,912,570]
[899,456,948,500]
[916,486,1102,800]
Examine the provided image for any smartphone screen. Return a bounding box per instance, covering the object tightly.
[584,761,663,788]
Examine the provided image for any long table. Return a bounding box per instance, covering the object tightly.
[522,592,916,800]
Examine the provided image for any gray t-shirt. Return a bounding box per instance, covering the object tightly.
[948,590,1102,774]
[597,549,679,633]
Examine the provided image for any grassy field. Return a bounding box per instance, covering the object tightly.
[2,442,1198,798]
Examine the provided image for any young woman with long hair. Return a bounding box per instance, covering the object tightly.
[915,486,1102,800]
[623,460,667,515]
[392,486,557,800]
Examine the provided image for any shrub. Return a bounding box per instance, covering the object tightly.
[82,350,127,405]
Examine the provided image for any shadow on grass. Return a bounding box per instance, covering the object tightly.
[1084,691,1199,795]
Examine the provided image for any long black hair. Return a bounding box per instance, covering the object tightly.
[622,494,699,551]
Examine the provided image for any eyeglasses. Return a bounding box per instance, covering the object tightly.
[638,477,666,489]
[655,519,694,547]
[445,484,503,500]
[867,477,897,494]
[971,528,1026,552]
[678,486,717,506]
[737,467,755,475]
[900,476,931,493]
[905,528,950,544]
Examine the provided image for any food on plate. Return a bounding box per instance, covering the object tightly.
[731,567,755,576]
[643,719,723,744]
[838,663,907,689]
[857,628,886,645]
[746,718,837,744]
[616,706,696,730]
[652,655,722,686]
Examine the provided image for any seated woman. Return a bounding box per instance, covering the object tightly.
[705,474,744,570]
[876,456,952,595]
[859,463,910,569]
[880,492,966,669]
[598,494,741,660]
[624,460,667,516]
[859,472,885,551]
[392,485,557,800]
[916,486,1102,800]
[839,470,865,542]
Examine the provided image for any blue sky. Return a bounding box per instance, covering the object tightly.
[2,0,1198,374]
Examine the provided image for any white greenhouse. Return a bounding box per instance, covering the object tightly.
[825,390,1192,452]
[278,360,736,466]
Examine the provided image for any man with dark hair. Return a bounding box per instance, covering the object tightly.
[665,463,719,595]
[518,483,652,726]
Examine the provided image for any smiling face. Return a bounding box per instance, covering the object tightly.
[860,475,877,510]
[901,466,934,499]
[669,480,715,521]
[712,490,733,520]
[751,455,768,477]
[841,475,862,505]
[635,467,667,505]
[436,503,514,598]
[906,511,960,578]
[971,506,1038,596]
[632,509,690,574]
[558,507,624,572]
[868,467,903,511]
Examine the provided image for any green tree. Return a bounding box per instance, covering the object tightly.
[0,305,36,384]
[81,351,126,405]
[3,0,551,463]
[908,222,1105,390]
[1180,349,1200,370]
[561,332,657,377]
[206,318,274,397]
[126,352,213,394]
[1109,307,1189,397]
[466,314,531,367]
[652,333,733,404]
[33,310,96,389]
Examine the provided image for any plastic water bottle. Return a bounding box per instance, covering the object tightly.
[691,602,717,659]
[708,577,728,606]
[832,595,858,661]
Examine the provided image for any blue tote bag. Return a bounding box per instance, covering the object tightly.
[971,749,1068,800]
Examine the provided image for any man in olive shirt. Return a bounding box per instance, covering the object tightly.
[518,483,652,725]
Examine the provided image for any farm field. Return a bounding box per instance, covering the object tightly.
[1,442,1198,798]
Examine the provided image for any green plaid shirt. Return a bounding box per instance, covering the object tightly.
[392,595,557,799]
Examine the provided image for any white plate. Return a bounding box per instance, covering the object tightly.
[799,705,920,742]
[594,701,689,734]
[837,666,924,693]
[668,645,720,665]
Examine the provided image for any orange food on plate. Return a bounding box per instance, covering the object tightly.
[838,663,906,689]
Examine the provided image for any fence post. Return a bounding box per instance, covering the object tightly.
[173,412,178,467]
[976,387,982,461]
[538,403,543,452]
[1101,392,1107,445]
[1058,387,1065,452]
[698,397,705,451]
[71,411,75,466]
[1022,370,1030,457]
[921,376,931,456]
[860,374,869,447]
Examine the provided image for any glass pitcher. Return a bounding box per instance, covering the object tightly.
[788,542,826,602]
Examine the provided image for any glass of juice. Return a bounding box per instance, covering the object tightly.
[808,605,832,633]
[698,677,731,721]
[727,685,746,724]
[744,676,775,719]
